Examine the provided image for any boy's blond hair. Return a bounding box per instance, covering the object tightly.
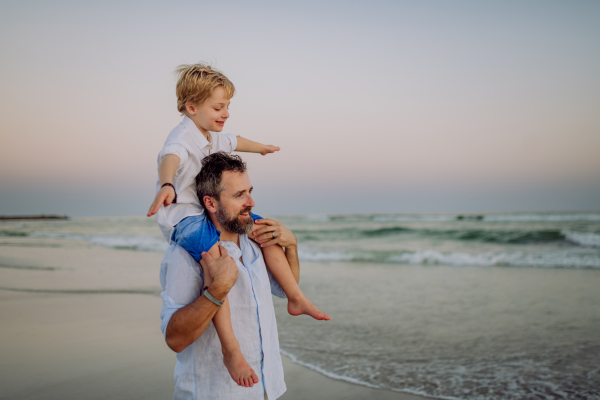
[175,63,235,114]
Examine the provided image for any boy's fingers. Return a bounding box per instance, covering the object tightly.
[201,251,214,261]
[147,202,160,217]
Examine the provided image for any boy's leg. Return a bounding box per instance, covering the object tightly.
[260,241,330,320]
[203,243,259,388]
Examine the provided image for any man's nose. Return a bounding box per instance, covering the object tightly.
[246,194,255,208]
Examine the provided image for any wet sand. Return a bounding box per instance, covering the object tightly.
[0,237,430,400]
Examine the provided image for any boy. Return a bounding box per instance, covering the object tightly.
[148,63,329,388]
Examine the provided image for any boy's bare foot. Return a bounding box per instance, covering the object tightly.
[223,349,259,387]
[288,295,330,320]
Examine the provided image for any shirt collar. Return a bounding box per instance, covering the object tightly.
[182,116,213,151]
[220,235,259,265]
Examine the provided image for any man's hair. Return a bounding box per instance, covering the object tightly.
[175,63,235,114]
[196,152,247,212]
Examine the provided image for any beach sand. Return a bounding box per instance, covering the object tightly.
[0,237,430,400]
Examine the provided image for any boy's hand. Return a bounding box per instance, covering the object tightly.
[147,185,176,217]
[260,145,280,156]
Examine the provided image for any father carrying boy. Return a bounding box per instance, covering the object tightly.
[149,63,328,396]
[160,152,292,399]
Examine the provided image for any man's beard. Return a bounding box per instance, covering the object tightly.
[216,204,254,235]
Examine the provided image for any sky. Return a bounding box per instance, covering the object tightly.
[1,0,599,217]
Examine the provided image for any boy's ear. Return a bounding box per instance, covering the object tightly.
[185,102,197,115]
[203,196,217,213]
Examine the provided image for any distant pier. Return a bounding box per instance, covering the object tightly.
[0,215,69,220]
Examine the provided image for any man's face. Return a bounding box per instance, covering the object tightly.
[214,171,255,235]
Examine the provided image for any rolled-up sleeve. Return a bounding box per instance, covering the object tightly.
[158,143,189,171]
[159,244,204,337]
[160,292,186,337]
[222,133,239,153]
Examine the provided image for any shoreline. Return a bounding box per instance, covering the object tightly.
[0,239,432,400]
[0,288,433,400]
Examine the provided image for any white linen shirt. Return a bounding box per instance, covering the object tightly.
[159,236,287,400]
[155,116,238,242]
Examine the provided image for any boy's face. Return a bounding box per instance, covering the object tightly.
[186,86,231,136]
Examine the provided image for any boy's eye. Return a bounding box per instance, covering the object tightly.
[214,108,221,111]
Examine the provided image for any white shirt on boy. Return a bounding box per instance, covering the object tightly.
[155,116,238,242]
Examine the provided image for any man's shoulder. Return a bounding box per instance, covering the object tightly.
[161,243,198,267]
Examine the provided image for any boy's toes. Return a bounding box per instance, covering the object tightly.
[252,371,259,383]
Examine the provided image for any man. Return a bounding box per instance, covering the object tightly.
[159,152,299,400]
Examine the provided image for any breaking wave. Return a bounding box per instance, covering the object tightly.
[297,246,600,269]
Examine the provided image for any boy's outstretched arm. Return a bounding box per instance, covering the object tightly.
[147,154,180,216]
[235,136,280,155]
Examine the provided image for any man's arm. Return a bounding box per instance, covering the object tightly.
[235,136,280,155]
[165,245,239,353]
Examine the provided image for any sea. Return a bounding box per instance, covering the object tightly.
[1,212,599,399]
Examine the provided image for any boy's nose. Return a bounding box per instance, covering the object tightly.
[222,109,229,119]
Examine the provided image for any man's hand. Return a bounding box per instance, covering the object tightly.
[260,145,280,156]
[200,245,239,298]
[147,185,176,217]
[251,219,297,248]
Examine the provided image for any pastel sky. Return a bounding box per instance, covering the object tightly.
[1,0,599,216]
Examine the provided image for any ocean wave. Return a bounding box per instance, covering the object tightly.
[297,246,600,269]
[296,226,590,245]
[280,345,600,400]
[562,230,600,248]
[372,214,457,222]
[370,213,600,223]
[0,230,29,237]
[28,232,169,252]
[297,247,355,262]
[483,213,600,222]
[387,249,600,268]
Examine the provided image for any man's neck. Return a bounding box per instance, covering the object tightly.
[208,214,240,247]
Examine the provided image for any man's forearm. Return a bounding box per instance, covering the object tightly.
[284,246,300,283]
[165,281,229,353]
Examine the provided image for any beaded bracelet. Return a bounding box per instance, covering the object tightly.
[161,183,177,204]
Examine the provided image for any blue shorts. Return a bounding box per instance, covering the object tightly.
[171,212,263,262]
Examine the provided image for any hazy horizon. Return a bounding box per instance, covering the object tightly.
[1,0,599,217]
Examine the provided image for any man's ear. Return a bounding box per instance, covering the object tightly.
[203,196,217,213]
[185,102,197,115]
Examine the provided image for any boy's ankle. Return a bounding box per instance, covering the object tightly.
[287,294,304,303]
[222,345,241,357]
